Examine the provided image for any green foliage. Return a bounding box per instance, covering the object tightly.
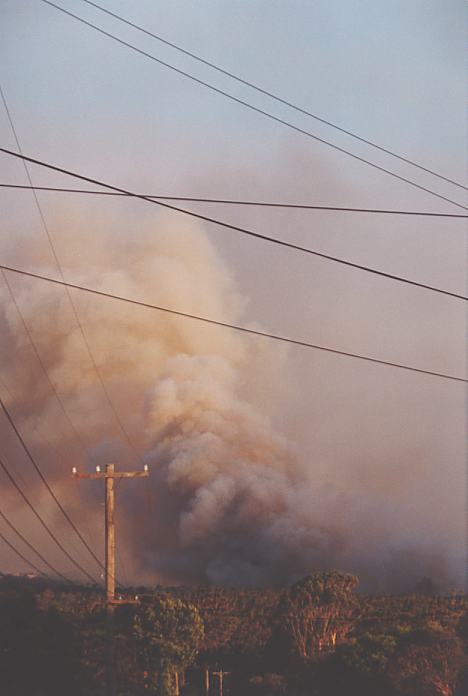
[279,571,359,660]
[287,571,359,604]
[0,585,83,695]
[342,632,397,674]
[133,595,204,695]
[333,620,468,696]
[248,672,287,694]
[389,624,467,696]
[456,611,468,642]
[0,575,466,695]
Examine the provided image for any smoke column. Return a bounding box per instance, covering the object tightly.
[0,209,464,591]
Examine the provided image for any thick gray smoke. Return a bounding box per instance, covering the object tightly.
[142,352,343,585]
[0,209,465,592]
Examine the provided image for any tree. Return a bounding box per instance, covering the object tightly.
[247,673,287,695]
[388,622,467,696]
[133,595,204,696]
[332,631,398,696]
[279,571,359,660]
[0,586,82,696]
[414,577,438,596]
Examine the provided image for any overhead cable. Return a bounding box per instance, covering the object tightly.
[0,147,466,301]
[1,182,466,218]
[0,85,144,470]
[1,270,89,457]
[78,0,467,192]
[1,270,109,577]
[0,401,100,584]
[0,396,103,582]
[38,0,467,212]
[1,263,466,384]
[0,502,70,581]
[0,528,50,578]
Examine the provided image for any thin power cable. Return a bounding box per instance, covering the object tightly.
[0,451,91,583]
[0,503,70,581]
[39,0,467,212]
[0,85,143,468]
[1,263,466,385]
[1,182,467,218]
[0,395,103,582]
[0,371,122,589]
[78,0,467,192]
[1,269,108,580]
[0,384,122,588]
[1,147,466,301]
[0,376,101,566]
[1,270,108,574]
[0,528,50,578]
[1,270,89,457]
[0,402,101,584]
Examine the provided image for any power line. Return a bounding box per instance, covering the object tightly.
[0,277,108,577]
[0,376,103,572]
[1,263,466,384]
[0,85,144,471]
[1,182,466,218]
[0,452,84,583]
[1,267,109,574]
[0,85,109,578]
[0,398,100,584]
[0,353,123,589]
[1,270,89,457]
[0,502,70,581]
[1,147,466,301]
[78,0,467,193]
[0,527,50,579]
[0,396,104,582]
[39,0,467,212]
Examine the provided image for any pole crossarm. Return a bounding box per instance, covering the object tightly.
[72,466,149,480]
[72,462,149,696]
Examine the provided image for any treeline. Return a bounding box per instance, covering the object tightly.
[0,572,467,695]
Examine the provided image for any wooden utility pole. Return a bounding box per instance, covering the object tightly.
[73,463,149,696]
[212,670,230,696]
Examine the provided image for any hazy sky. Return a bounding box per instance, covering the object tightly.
[0,0,466,590]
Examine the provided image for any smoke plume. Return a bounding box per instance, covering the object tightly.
[0,207,465,592]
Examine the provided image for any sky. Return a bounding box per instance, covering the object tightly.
[0,0,466,591]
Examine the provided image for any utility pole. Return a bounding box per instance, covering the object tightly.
[212,669,230,696]
[73,462,149,696]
